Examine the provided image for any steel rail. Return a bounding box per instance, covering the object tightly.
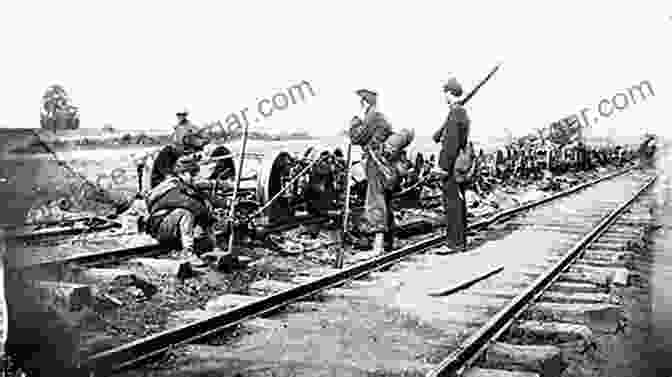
[9,207,406,273]
[9,212,334,272]
[82,166,636,376]
[426,173,657,377]
[12,166,634,273]
[8,220,121,240]
[9,243,168,273]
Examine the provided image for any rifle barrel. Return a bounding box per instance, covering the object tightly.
[459,63,501,106]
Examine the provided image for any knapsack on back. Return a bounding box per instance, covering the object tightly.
[349,112,391,146]
[349,116,371,146]
[454,142,475,184]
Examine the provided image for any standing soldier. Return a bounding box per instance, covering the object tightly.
[354,89,393,254]
[172,108,207,154]
[513,147,524,179]
[433,77,471,253]
[352,89,413,254]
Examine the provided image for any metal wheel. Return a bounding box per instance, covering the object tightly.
[256,150,295,222]
[204,145,235,181]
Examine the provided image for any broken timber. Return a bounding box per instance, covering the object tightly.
[428,266,504,297]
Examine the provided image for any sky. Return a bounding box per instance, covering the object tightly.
[0,0,670,142]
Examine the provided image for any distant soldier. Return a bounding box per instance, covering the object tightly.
[172,108,202,152]
[145,156,238,268]
[495,147,506,179]
[638,137,655,166]
[575,141,588,170]
[433,77,471,253]
[546,143,555,172]
[150,108,210,189]
[513,148,524,178]
[618,145,626,166]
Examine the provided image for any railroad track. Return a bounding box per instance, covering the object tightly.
[31,165,643,376]
[10,202,444,276]
[10,164,621,272]
[426,173,656,377]
[9,186,446,272]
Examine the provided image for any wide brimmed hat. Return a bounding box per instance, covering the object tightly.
[176,107,190,116]
[355,88,378,98]
[355,88,378,104]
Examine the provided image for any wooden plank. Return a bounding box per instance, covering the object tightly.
[428,266,504,297]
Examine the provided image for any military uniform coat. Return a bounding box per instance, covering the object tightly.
[360,109,396,240]
[433,104,470,175]
[146,177,213,241]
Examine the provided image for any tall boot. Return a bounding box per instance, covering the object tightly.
[179,217,207,268]
[372,233,385,256]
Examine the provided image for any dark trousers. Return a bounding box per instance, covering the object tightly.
[361,157,395,251]
[441,177,466,248]
[383,190,394,251]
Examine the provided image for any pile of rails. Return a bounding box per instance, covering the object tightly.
[18,131,654,259]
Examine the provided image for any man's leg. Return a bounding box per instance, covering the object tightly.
[175,210,216,268]
[458,183,467,249]
[176,210,196,254]
[383,190,394,252]
[364,159,387,255]
[441,177,466,251]
[154,208,202,260]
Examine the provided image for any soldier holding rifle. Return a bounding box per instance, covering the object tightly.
[433,77,471,253]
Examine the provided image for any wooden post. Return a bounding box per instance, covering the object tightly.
[335,141,353,269]
[226,120,251,260]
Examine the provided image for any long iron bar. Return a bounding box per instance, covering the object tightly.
[198,151,264,165]
[336,141,354,269]
[427,174,657,377]
[226,123,252,257]
[82,166,635,375]
[9,220,121,240]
